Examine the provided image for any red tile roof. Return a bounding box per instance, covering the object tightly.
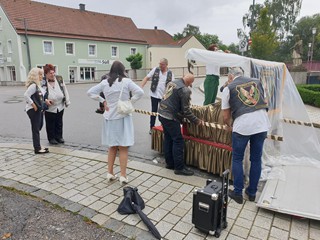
[139,28,175,45]
[0,0,147,44]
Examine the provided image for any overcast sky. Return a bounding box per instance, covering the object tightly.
[34,0,318,45]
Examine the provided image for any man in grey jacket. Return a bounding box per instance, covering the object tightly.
[158,73,203,176]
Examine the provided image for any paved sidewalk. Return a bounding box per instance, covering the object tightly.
[1,143,319,240]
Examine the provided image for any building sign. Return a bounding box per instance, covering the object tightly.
[78,59,114,65]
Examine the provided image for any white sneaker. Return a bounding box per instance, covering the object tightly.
[107,173,117,181]
[119,176,129,184]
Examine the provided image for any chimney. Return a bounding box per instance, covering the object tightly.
[154,26,157,30]
[79,3,85,11]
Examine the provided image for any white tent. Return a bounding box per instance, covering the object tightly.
[186,48,320,220]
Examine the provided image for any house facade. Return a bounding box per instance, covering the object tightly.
[139,28,206,78]
[0,0,147,84]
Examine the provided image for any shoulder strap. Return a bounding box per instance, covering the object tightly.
[56,75,66,97]
[118,78,124,100]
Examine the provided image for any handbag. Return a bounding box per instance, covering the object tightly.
[117,80,134,114]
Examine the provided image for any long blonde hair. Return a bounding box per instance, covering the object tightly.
[25,67,44,87]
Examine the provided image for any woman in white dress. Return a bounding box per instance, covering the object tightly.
[87,61,144,184]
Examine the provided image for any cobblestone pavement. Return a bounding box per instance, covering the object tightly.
[1,141,319,240]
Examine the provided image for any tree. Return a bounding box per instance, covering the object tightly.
[291,14,320,61]
[173,24,221,49]
[226,43,241,55]
[126,53,143,80]
[196,33,220,49]
[250,8,279,60]
[173,24,201,40]
[243,0,302,41]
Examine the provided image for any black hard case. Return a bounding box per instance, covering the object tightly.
[192,170,229,238]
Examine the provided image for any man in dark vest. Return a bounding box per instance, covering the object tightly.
[158,73,204,176]
[141,58,174,134]
[221,67,270,204]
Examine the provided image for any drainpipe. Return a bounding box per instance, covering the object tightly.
[23,18,32,71]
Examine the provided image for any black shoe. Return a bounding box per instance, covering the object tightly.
[56,138,65,144]
[228,190,243,204]
[174,168,194,176]
[35,148,49,154]
[245,188,256,202]
[49,139,58,145]
[165,165,174,170]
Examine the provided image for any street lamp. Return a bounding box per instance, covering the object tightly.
[310,27,317,71]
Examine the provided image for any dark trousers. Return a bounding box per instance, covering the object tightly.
[159,116,184,170]
[45,109,64,141]
[27,109,43,151]
[150,97,161,129]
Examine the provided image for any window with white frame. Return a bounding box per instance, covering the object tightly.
[130,48,137,55]
[43,40,53,54]
[7,40,12,54]
[88,44,96,56]
[111,46,118,57]
[66,42,74,55]
[0,42,2,55]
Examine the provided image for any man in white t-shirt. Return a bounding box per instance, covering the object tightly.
[221,67,270,204]
[141,58,174,134]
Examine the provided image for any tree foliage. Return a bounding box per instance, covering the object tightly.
[196,34,220,49]
[290,14,320,61]
[243,0,302,40]
[173,24,201,40]
[126,53,143,70]
[173,24,221,49]
[251,8,279,60]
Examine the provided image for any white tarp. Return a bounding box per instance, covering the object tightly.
[186,48,320,219]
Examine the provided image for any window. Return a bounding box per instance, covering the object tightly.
[7,40,12,54]
[0,42,2,55]
[80,67,95,81]
[130,48,137,55]
[8,66,16,81]
[88,44,96,56]
[43,40,53,54]
[66,42,74,55]
[111,46,118,57]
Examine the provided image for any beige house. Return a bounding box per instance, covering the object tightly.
[139,28,206,77]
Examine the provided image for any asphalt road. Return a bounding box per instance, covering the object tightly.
[0,78,206,159]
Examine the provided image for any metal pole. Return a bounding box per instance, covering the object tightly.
[251,0,255,30]
[23,18,32,71]
[310,27,317,72]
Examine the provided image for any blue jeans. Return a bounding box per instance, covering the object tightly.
[159,116,184,170]
[232,131,267,196]
[150,97,161,129]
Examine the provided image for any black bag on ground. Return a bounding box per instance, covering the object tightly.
[117,187,145,214]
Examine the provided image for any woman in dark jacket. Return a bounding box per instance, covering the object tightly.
[24,67,49,154]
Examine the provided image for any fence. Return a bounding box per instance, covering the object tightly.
[286,61,320,72]
[95,66,207,82]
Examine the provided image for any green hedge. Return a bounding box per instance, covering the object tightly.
[296,84,320,107]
